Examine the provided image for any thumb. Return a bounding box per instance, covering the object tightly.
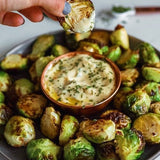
[38,0,68,17]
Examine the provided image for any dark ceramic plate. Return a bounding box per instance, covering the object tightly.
[0,30,160,160]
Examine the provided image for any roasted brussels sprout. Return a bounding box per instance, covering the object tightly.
[142,66,160,82]
[26,138,61,160]
[29,55,55,82]
[63,136,95,160]
[117,49,140,69]
[100,110,131,131]
[1,54,28,71]
[115,128,145,160]
[96,141,120,160]
[104,45,121,62]
[0,103,13,125]
[59,115,79,145]
[17,93,47,119]
[28,35,54,61]
[113,87,133,111]
[0,70,12,92]
[150,102,160,114]
[0,91,5,103]
[51,44,69,57]
[124,89,151,117]
[40,107,61,139]
[4,115,35,147]
[65,31,91,50]
[133,113,160,144]
[136,82,160,102]
[89,30,110,45]
[80,119,116,144]
[77,39,102,54]
[58,0,95,33]
[137,42,159,65]
[110,25,129,50]
[121,68,139,87]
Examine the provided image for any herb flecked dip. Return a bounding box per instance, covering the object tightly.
[43,54,116,106]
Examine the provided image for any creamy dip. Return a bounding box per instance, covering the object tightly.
[43,54,116,106]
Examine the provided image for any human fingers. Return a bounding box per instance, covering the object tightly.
[19,7,43,22]
[0,11,24,26]
[38,0,70,17]
[42,9,58,21]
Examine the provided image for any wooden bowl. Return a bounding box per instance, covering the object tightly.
[41,51,121,117]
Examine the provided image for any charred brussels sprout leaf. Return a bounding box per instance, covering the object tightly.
[124,89,151,118]
[51,44,69,57]
[59,115,79,145]
[0,103,13,125]
[28,35,55,61]
[63,136,95,160]
[137,42,160,65]
[121,68,139,87]
[58,0,95,33]
[117,49,140,69]
[40,107,61,139]
[113,87,133,111]
[1,54,28,71]
[142,66,160,82]
[96,141,120,160]
[17,94,47,119]
[133,113,160,144]
[26,138,61,160]
[80,119,116,144]
[100,110,131,131]
[115,129,145,160]
[0,70,12,92]
[4,116,35,147]
[110,25,129,50]
[65,31,91,50]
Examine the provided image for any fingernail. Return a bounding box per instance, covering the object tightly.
[63,2,71,15]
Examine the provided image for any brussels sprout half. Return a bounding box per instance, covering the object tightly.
[121,68,139,87]
[1,54,28,71]
[59,115,79,145]
[0,91,5,103]
[142,66,160,82]
[40,107,61,139]
[110,25,129,50]
[96,141,120,160]
[51,44,69,57]
[26,138,61,160]
[133,113,160,144]
[17,94,47,119]
[124,89,151,118]
[80,119,116,144]
[117,49,140,69]
[28,35,55,61]
[58,0,95,33]
[4,116,35,147]
[137,42,160,65]
[115,128,145,160]
[150,102,160,114]
[0,70,12,92]
[100,110,131,131]
[64,136,95,160]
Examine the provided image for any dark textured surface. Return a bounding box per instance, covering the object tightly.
[0,30,160,160]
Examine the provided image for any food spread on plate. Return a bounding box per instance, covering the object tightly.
[43,54,116,106]
[58,0,95,33]
[0,24,160,160]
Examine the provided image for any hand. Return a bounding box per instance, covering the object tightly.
[0,0,71,27]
